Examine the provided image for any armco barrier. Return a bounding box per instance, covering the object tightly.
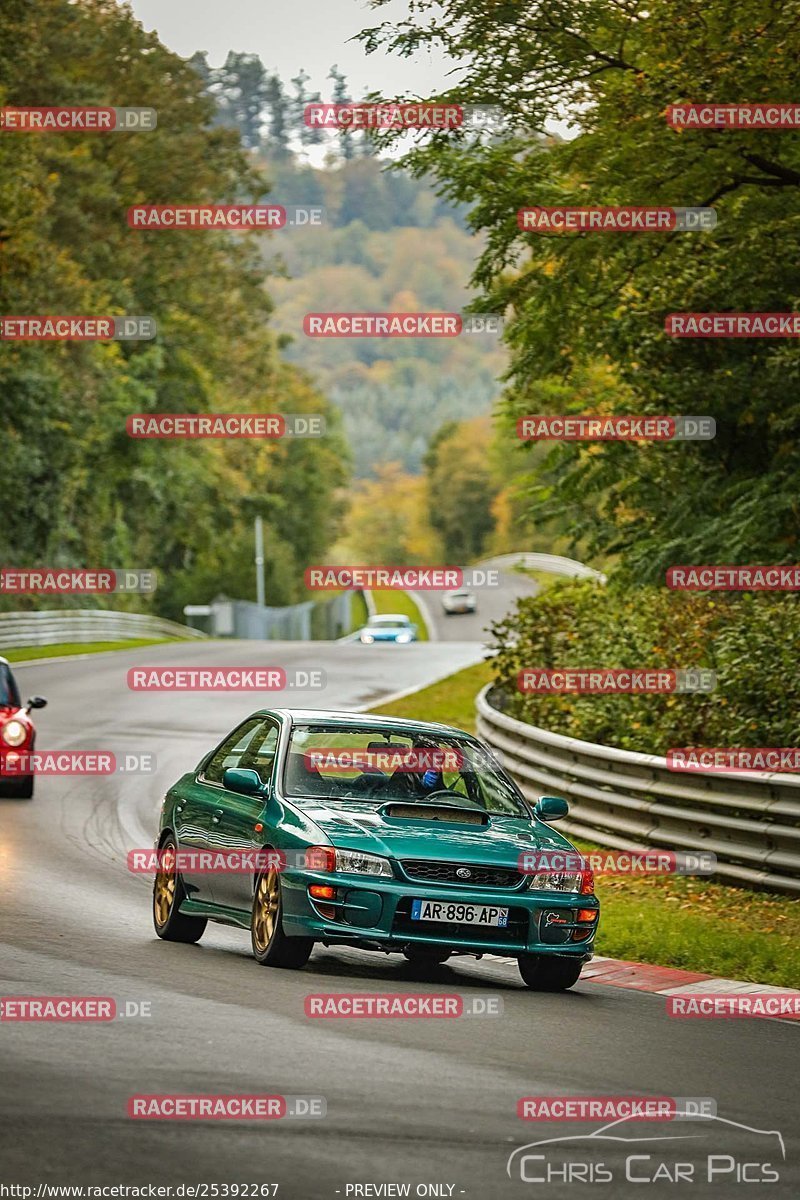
[0,609,207,650]
[477,552,607,583]
[476,685,800,895]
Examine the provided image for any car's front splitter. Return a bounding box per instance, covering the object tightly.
[279,870,599,959]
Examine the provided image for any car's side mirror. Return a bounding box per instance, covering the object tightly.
[223,767,263,796]
[25,696,47,711]
[534,795,569,822]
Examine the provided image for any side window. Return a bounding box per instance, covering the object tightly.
[238,723,279,785]
[203,719,270,785]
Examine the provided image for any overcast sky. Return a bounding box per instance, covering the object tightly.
[125,0,456,99]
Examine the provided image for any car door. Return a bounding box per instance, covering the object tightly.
[177,716,269,903]
[204,718,281,911]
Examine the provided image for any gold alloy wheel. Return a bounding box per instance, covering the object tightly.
[153,845,177,928]
[253,868,280,952]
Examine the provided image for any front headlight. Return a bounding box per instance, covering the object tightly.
[528,870,584,892]
[335,848,393,877]
[360,633,374,644]
[395,632,412,643]
[1,719,28,747]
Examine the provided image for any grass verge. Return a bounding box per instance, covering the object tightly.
[368,659,800,987]
[370,589,430,641]
[3,638,175,663]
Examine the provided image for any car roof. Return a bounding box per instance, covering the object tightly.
[368,613,411,622]
[261,708,470,738]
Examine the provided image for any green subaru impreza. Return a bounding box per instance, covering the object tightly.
[152,709,599,991]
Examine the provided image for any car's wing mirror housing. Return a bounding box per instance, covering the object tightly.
[223,767,263,796]
[25,696,47,711]
[534,795,569,822]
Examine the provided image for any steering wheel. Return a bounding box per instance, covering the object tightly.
[417,790,485,810]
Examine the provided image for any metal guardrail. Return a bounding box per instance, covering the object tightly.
[477,552,607,583]
[476,685,800,895]
[0,609,207,649]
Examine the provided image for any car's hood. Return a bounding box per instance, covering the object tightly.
[294,797,575,868]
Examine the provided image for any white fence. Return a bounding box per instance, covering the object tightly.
[476,685,800,895]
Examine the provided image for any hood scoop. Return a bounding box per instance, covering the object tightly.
[379,803,489,826]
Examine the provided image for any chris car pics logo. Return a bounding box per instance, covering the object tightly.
[507,1112,784,1185]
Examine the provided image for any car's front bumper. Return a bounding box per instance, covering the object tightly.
[280,868,599,959]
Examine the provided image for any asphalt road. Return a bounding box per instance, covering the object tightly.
[1,637,797,1197]
[413,569,539,643]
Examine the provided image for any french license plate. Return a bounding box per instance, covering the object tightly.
[410,899,509,927]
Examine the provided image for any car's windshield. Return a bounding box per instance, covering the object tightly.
[0,663,20,708]
[283,724,529,817]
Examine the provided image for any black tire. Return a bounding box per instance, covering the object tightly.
[251,866,313,968]
[152,835,207,943]
[518,954,583,992]
[1,775,34,799]
[402,946,452,967]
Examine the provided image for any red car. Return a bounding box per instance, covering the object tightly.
[0,657,47,798]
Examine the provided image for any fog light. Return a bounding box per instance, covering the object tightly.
[310,884,336,900]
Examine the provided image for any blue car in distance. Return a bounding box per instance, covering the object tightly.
[359,614,418,644]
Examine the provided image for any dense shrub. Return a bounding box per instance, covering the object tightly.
[490,582,800,753]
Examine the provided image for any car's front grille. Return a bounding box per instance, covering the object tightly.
[400,858,524,889]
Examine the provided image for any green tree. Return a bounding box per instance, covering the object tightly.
[359,0,800,579]
[0,0,348,618]
[424,417,498,561]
